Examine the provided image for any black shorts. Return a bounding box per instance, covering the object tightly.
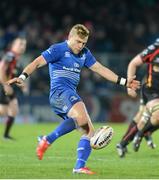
[0,84,16,105]
[141,84,159,105]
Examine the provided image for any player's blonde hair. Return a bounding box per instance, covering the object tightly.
[69,24,90,39]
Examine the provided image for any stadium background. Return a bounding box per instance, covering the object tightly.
[1,0,159,179]
[0,0,159,123]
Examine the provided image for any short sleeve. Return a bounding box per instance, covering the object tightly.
[140,43,158,63]
[41,44,61,63]
[84,49,96,68]
[2,52,15,63]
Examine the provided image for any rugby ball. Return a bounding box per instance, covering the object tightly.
[90,126,113,150]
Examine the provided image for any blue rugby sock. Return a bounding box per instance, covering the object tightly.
[74,137,92,169]
[46,118,76,144]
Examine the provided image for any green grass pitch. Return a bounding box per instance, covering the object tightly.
[0,123,159,179]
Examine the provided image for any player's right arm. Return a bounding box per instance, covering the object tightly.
[127,54,143,79]
[22,55,47,75]
[127,54,143,97]
[7,55,47,87]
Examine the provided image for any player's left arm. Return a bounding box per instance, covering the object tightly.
[89,61,140,90]
[90,61,119,83]
[21,55,47,75]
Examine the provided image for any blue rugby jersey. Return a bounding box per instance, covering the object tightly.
[42,41,96,93]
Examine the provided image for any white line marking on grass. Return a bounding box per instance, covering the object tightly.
[0,153,111,162]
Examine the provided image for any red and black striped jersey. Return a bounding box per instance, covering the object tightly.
[140,39,159,90]
[0,51,19,80]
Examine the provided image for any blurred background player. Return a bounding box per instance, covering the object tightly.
[116,85,156,157]
[117,38,159,156]
[7,24,140,174]
[0,37,27,140]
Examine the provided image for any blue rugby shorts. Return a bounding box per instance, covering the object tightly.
[49,89,82,118]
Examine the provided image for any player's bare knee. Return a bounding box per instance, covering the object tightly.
[75,115,88,126]
[80,123,90,134]
[8,106,19,116]
[77,122,94,136]
[141,108,151,124]
[8,109,19,117]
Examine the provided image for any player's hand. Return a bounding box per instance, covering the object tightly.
[3,84,13,95]
[7,77,25,88]
[21,83,29,95]
[126,76,140,90]
[127,88,137,98]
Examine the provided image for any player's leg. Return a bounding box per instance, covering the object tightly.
[45,100,94,143]
[144,124,159,148]
[116,105,144,157]
[0,84,9,116]
[4,98,19,139]
[37,101,95,172]
[36,90,81,159]
[37,101,95,174]
[123,105,144,143]
[67,101,95,174]
[134,88,156,149]
[36,116,77,160]
[136,106,156,148]
[145,124,159,134]
[137,108,156,149]
[0,85,17,139]
[143,130,156,149]
[133,99,159,151]
[36,117,77,160]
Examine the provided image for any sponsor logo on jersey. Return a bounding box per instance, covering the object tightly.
[63,66,80,73]
[64,51,71,57]
[81,54,86,60]
[47,49,51,54]
[70,96,78,102]
[74,62,80,68]
[62,105,68,112]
